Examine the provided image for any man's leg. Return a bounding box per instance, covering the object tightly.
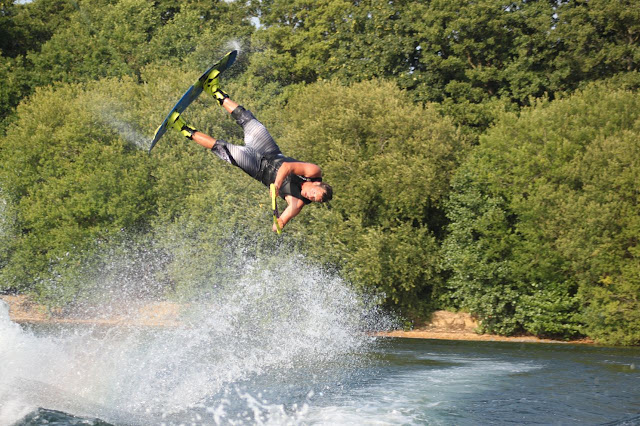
[220,97,239,114]
[203,74,281,157]
[167,110,262,177]
[191,131,217,150]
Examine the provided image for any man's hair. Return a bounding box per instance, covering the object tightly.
[319,182,333,202]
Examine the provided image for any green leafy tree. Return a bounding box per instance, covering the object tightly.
[0,78,157,295]
[0,55,29,126]
[1,0,254,123]
[251,0,639,131]
[27,0,160,86]
[443,83,640,343]
[249,0,352,85]
[0,0,76,122]
[0,0,75,58]
[552,0,640,92]
[250,0,555,130]
[146,1,254,70]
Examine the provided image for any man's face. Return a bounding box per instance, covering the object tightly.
[305,182,326,202]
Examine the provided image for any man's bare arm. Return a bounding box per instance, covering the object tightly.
[274,162,322,194]
[274,196,305,231]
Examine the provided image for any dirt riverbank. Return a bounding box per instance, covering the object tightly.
[1,295,592,344]
[0,294,182,327]
[377,311,594,344]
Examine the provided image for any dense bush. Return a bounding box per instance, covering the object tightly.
[443,84,640,344]
[252,0,640,129]
[0,80,155,292]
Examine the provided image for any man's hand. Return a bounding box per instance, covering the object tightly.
[272,217,283,233]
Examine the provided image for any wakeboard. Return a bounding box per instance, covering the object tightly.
[148,50,238,153]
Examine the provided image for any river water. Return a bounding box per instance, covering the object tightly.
[2,322,639,425]
[0,254,639,425]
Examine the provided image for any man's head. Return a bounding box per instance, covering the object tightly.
[303,181,333,203]
[318,182,333,202]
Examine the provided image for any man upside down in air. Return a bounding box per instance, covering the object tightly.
[165,73,333,232]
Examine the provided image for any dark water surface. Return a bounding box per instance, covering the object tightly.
[349,338,640,425]
[7,335,640,425]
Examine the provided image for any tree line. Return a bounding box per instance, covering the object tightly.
[0,0,638,345]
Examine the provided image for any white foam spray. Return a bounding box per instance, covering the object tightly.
[89,98,149,150]
[0,238,391,425]
[224,39,243,56]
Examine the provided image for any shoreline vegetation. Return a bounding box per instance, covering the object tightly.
[1,295,593,345]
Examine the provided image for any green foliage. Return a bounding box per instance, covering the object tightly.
[0,0,253,122]
[0,0,76,121]
[146,1,254,70]
[443,83,640,343]
[251,0,352,85]
[0,55,29,127]
[252,0,640,131]
[0,78,157,292]
[27,0,160,86]
[0,0,76,58]
[552,0,640,89]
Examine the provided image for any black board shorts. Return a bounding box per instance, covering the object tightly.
[211,106,282,179]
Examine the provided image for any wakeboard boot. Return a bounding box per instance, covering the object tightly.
[202,70,229,106]
[167,111,196,139]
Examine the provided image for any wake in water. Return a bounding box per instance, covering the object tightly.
[0,239,392,425]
